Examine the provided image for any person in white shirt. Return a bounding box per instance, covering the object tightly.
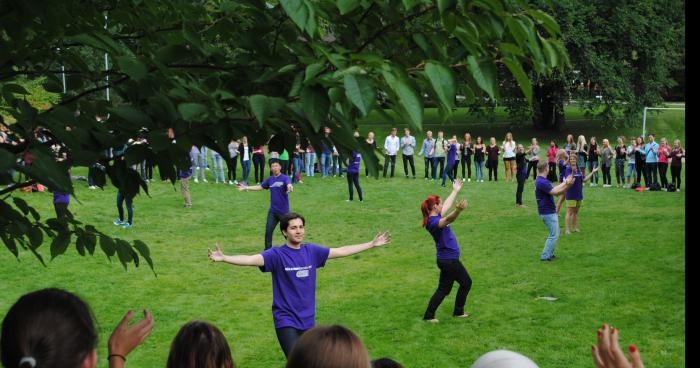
[227,139,240,185]
[401,128,417,179]
[501,132,517,183]
[383,127,400,178]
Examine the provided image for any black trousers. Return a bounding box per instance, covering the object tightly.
[424,157,435,179]
[423,259,472,320]
[615,159,625,184]
[636,160,646,185]
[226,157,238,181]
[488,160,498,181]
[658,163,669,188]
[402,154,416,177]
[601,164,611,185]
[383,154,396,177]
[461,155,472,179]
[645,162,658,185]
[276,327,307,358]
[527,160,539,180]
[671,165,682,189]
[265,211,285,250]
[516,171,526,205]
[253,154,265,183]
[54,202,69,219]
[346,172,363,201]
[436,157,445,179]
[547,162,557,182]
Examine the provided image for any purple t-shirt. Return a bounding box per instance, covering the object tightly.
[261,174,291,214]
[347,151,361,174]
[564,167,584,200]
[260,244,330,330]
[53,192,70,204]
[426,215,461,260]
[447,144,457,166]
[558,159,566,182]
[535,176,556,215]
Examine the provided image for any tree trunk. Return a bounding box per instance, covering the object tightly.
[532,78,566,131]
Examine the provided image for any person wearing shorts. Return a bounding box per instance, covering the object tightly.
[557,153,598,235]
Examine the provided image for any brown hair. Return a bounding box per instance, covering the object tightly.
[537,160,549,173]
[421,195,440,227]
[166,321,235,368]
[286,325,370,368]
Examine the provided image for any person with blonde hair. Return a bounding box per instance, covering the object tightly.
[286,325,371,368]
[501,132,517,182]
[461,133,474,182]
[657,137,672,190]
[486,137,500,181]
[557,154,599,234]
[564,134,576,157]
[670,139,685,191]
[600,138,613,187]
[576,135,588,173]
[526,138,540,180]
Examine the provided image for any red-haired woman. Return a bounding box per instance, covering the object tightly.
[420,180,472,323]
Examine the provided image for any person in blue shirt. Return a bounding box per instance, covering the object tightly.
[534,161,574,261]
[640,133,660,186]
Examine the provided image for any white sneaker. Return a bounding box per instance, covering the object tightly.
[194,178,199,183]
[233,180,238,185]
[203,179,208,183]
[468,178,471,182]
[462,178,466,182]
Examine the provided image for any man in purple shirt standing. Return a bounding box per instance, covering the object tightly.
[534,161,574,261]
[346,148,363,201]
[208,212,391,358]
[237,159,293,250]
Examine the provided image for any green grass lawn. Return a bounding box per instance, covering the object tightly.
[0,111,685,367]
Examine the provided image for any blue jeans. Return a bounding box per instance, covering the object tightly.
[332,155,343,176]
[587,160,599,183]
[265,211,286,250]
[200,146,209,168]
[211,153,225,182]
[626,162,636,180]
[117,191,133,225]
[241,160,251,184]
[292,156,303,183]
[305,152,317,177]
[320,152,332,177]
[475,160,485,181]
[540,213,559,260]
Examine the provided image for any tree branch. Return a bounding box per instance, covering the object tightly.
[356,5,435,53]
[0,179,36,196]
[46,75,131,113]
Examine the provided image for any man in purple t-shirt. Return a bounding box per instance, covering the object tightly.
[208,212,391,358]
[238,159,293,249]
[534,161,574,261]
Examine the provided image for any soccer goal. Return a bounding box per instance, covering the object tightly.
[642,105,685,137]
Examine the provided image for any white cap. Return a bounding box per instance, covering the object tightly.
[471,350,539,368]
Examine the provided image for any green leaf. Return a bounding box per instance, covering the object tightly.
[403,0,421,10]
[300,86,330,131]
[438,0,456,14]
[50,232,71,260]
[529,9,560,35]
[502,57,532,104]
[540,37,558,68]
[100,235,116,258]
[424,61,456,110]
[109,106,153,128]
[0,149,16,172]
[499,42,525,57]
[177,103,209,123]
[12,197,30,216]
[27,226,43,249]
[1,234,18,258]
[466,55,497,98]
[337,0,360,14]
[304,63,326,83]
[115,239,134,270]
[248,95,286,126]
[115,56,148,81]
[381,70,423,130]
[280,0,309,33]
[343,74,375,116]
[133,240,155,273]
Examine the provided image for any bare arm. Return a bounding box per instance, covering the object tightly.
[237,184,264,191]
[328,231,391,259]
[208,244,264,266]
[438,199,467,228]
[584,167,599,182]
[549,175,574,196]
[440,180,463,216]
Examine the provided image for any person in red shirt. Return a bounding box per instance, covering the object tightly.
[657,137,672,190]
[546,140,559,182]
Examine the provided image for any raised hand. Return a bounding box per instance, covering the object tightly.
[108,309,154,360]
[455,199,468,211]
[208,243,225,262]
[592,324,645,368]
[565,174,575,185]
[452,179,463,191]
[370,231,391,247]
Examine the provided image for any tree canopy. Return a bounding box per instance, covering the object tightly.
[0,0,568,267]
